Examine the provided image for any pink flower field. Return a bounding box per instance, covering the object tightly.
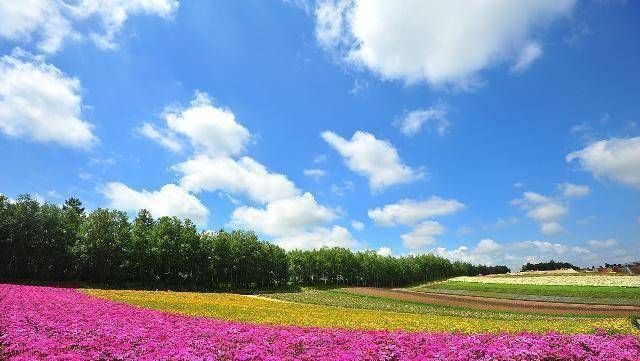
[1,284,640,360]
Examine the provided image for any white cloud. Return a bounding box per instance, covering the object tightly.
[567,137,640,189]
[436,237,640,271]
[515,240,569,254]
[314,0,574,88]
[511,42,543,73]
[0,0,178,53]
[475,238,503,255]
[511,191,568,235]
[540,221,566,236]
[434,240,502,267]
[161,92,251,157]
[101,182,209,226]
[275,225,358,250]
[558,182,591,198]
[322,130,423,191]
[0,0,73,53]
[174,155,300,204]
[137,122,182,152]
[71,0,179,50]
[304,168,327,180]
[587,239,618,248]
[368,196,465,226]
[401,220,444,250]
[0,52,97,148]
[396,104,449,137]
[376,246,392,256]
[350,220,364,231]
[230,193,336,236]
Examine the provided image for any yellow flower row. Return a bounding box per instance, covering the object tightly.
[83,289,638,334]
[452,274,640,287]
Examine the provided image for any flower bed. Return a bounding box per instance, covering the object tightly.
[2,284,640,360]
[84,288,637,334]
[452,275,640,287]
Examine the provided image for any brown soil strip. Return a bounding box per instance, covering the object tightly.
[343,287,640,316]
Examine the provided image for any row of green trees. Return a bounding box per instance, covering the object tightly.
[521,260,579,272]
[0,194,509,289]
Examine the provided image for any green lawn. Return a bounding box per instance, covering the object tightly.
[414,281,640,305]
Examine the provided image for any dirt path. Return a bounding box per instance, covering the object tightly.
[343,287,640,316]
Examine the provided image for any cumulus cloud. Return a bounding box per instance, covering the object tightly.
[540,221,566,236]
[0,52,97,148]
[101,182,209,226]
[395,104,449,137]
[275,225,358,250]
[146,92,251,157]
[322,130,423,191]
[558,182,591,198]
[433,238,505,265]
[314,0,575,88]
[511,191,568,235]
[136,123,182,152]
[475,238,503,255]
[174,155,300,204]
[434,238,601,271]
[567,137,640,189]
[351,220,364,231]
[230,193,336,236]
[376,246,392,256]
[0,0,178,53]
[401,221,444,250]
[137,92,356,250]
[368,197,465,226]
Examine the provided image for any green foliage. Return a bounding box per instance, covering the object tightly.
[521,260,579,272]
[0,192,509,289]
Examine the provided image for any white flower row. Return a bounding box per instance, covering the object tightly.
[451,275,640,287]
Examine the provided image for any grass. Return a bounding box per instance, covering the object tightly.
[84,288,638,334]
[414,281,640,305]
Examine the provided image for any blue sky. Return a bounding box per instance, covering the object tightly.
[0,0,639,269]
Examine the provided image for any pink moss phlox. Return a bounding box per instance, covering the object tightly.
[1,284,639,360]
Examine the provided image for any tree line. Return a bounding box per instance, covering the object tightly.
[521,260,580,272]
[0,194,509,290]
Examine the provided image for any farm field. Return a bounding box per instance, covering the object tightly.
[450,274,640,287]
[4,284,640,360]
[2,281,640,360]
[414,273,640,306]
[83,287,638,333]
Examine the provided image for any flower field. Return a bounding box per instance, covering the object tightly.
[451,274,640,287]
[84,288,638,334]
[2,284,640,360]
